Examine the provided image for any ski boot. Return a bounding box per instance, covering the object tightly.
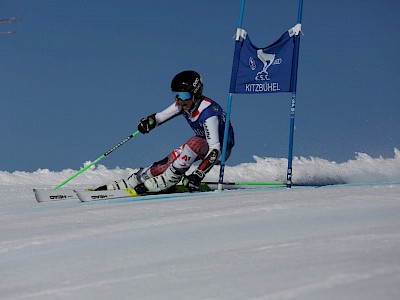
[93,168,146,191]
[134,165,183,194]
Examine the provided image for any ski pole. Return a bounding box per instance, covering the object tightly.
[206,181,290,187]
[54,130,141,190]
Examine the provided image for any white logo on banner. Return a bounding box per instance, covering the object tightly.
[248,50,282,81]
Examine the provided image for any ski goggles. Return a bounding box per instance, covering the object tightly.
[173,91,192,101]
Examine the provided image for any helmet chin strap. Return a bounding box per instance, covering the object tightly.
[187,95,203,114]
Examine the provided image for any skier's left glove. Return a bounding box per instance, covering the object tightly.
[137,114,156,134]
[184,169,205,192]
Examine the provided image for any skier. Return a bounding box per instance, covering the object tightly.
[95,70,234,194]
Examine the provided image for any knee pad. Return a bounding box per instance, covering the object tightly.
[186,136,209,158]
[172,143,199,173]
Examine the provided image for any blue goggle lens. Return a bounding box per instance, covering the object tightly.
[174,91,192,101]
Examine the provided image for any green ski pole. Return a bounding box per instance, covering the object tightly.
[206,181,290,187]
[54,130,141,190]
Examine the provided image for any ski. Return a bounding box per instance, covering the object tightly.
[76,189,139,202]
[34,188,80,203]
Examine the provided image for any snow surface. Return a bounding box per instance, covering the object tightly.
[1,150,400,299]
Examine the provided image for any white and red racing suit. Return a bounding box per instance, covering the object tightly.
[145,96,234,177]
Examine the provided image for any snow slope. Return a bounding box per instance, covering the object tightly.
[1,151,400,299]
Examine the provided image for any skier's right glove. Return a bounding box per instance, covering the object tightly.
[184,169,205,192]
[137,114,156,134]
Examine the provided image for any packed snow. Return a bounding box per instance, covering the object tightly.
[1,150,400,299]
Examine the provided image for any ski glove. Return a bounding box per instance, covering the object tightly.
[184,169,205,192]
[137,114,156,134]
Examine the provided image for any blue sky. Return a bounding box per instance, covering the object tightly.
[1,0,399,172]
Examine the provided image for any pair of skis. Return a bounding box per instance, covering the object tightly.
[33,181,287,203]
[34,182,215,203]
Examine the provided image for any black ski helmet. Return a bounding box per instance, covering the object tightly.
[171,70,203,100]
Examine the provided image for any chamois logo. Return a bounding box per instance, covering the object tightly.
[250,49,282,81]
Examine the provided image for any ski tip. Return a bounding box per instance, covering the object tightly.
[33,188,80,203]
